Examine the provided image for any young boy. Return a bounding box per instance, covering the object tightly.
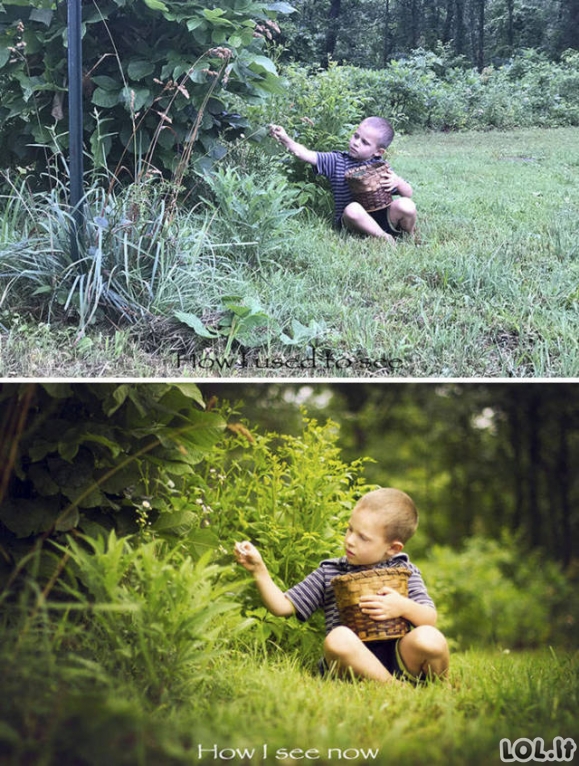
[234,487,449,684]
[269,118,417,245]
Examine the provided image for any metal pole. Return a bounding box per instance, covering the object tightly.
[67,0,84,260]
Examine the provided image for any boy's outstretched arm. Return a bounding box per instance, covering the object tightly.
[269,124,318,166]
[234,541,296,617]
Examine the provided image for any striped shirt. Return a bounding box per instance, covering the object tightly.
[285,553,434,635]
[315,151,399,226]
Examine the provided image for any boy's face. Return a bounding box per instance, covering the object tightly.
[348,122,384,161]
[344,506,401,566]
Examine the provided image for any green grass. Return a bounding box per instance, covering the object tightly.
[1,126,578,378]
[2,645,578,765]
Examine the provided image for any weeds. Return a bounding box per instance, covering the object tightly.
[1,127,578,377]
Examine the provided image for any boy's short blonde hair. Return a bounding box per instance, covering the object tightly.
[355,487,418,543]
[361,117,394,149]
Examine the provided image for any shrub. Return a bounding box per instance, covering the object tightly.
[420,535,574,649]
[198,164,302,265]
[181,412,375,658]
[57,532,247,702]
[0,382,226,583]
[0,0,293,178]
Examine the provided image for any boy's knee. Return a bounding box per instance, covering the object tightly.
[342,202,366,226]
[393,197,416,218]
[410,625,448,656]
[324,626,359,657]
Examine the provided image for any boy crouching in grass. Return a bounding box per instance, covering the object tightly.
[234,488,449,684]
[269,118,417,245]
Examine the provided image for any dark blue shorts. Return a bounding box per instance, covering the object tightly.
[368,206,402,238]
[339,205,402,238]
[319,637,424,682]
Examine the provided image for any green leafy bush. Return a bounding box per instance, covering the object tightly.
[0,382,226,587]
[198,164,301,264]
[261,50,579,144]
[420,536,574,649]
[0,0,294,178]
[177,412,373,657]
[58,532,247,702]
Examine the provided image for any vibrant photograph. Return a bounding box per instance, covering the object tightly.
[1,381,577,764]
[0,1,578,377]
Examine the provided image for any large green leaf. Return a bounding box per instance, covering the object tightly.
[127,59,155,80]
[92,87,121,108]
[0,498,59,538]
[142,0,168,11]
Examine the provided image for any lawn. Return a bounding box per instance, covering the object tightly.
[2,646,578,765]
[1,126,578,378]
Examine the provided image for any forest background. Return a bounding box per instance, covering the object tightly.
[0,381,578,764]
[0,0,578,377]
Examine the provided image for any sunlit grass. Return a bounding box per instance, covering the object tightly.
[2,640,577,765]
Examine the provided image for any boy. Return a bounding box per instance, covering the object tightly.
[234,487,449,684]
[269,118,417,245]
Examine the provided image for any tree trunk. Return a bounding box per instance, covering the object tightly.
[557,413,573,567]
[383,0,391,66]
[324,0,342,64]
[454,0,466,55]
[477,0,485,70]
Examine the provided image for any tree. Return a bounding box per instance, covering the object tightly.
[325,0,342,61]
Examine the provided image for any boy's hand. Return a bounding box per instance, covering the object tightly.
[268,123,318,166]
[383,168,401,192]
[359,587,407,621]
[268,123,290,147]
[384,168,413,198]
[234,541,264,572]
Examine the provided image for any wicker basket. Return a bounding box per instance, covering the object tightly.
[331,568,411,642]
[344,161,393,212]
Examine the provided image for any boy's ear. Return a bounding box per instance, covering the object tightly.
[374,146,386,158]
[388,540,404,555]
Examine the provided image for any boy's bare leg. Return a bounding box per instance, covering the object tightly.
[397,625,449,679]
[342,202,396,244]
[388,197,417,237]
[323,626,398,683]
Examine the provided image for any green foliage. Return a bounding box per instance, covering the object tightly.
[421,536,575,650]
[198,164,302,264]
[346,48,579,132]
[0,382,226,583]
[246,62,370,214]
[0,0,294,177]
[0,143,303,337]
[175,295,276,356]
[0,169,213,331]
[58,532,247,702]
[186,412,374,654]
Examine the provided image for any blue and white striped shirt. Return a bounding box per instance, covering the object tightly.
[315,151,399,226]
[285,553,434,635]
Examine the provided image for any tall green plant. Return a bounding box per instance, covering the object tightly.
[178,412,374,653]
[56,532,248,701]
